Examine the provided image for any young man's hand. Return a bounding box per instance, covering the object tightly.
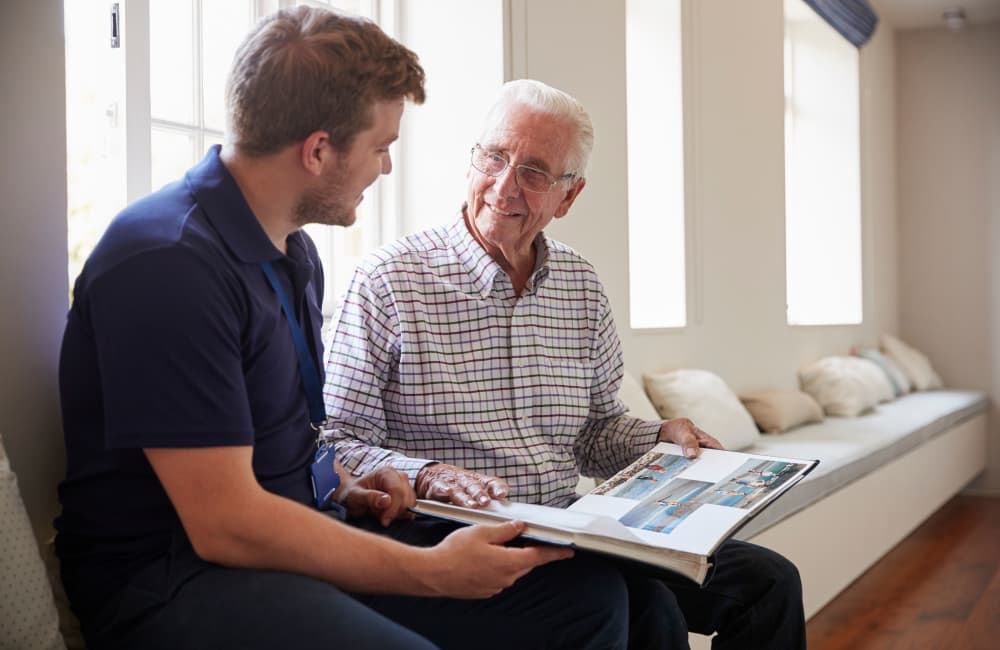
[418,521,573,598]
[337,466,416,526]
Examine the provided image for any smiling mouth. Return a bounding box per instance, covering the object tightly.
[487,203,521,217]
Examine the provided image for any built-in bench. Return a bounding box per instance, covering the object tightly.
[604,382,989,648]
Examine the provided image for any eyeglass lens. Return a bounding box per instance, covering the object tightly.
[471,146,558,193]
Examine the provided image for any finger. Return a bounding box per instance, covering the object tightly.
[340,486,383,518]
[363,482,411,527]
[697,430,725,450]
[377,469,418,510]
[426,478,455,502]
[364,490,399,527]
[455,473,491,506]
[678,430,701,458]
[514,544,575,568]
[486,478,509,499]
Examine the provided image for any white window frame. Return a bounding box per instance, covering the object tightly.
[98,0,398,316]
[625,0,687,330]
[783,0,863,326]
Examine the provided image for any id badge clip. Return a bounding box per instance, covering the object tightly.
[309,442,342,513]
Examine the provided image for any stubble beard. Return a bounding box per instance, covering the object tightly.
[292,161,358,229]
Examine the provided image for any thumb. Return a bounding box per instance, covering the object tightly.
[678,432,700,458]
[366,489,392,511]
[343,485,390,512]
[476,520,526,545]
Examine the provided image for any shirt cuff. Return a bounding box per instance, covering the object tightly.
[629,419,664,457]
[390,456,438,484]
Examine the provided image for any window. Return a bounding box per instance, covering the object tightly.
[625,0,686,329]
[65,0,375,312]
[783,0,862,325]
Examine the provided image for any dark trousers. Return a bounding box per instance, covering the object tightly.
[368,525,807,650]
[656,539,808,650]
[75,519,803,650]
[75,517,633,650]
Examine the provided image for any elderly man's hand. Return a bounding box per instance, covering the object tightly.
[415,463,509,508]
[658,418,724,458]
[338,467,417,527]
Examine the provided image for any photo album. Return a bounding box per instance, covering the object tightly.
[413,442,819,584]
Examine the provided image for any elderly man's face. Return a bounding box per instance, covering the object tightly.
[466,104,584,261]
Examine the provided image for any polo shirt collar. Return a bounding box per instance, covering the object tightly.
[185,145,284,264]
[449,205,553,298]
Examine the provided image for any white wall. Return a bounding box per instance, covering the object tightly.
[897,23,1000,494]
[395,0,506,235]
[0,0,69,538]
[510,0,899,394]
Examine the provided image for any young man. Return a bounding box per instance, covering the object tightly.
[56,10,631,649]
[323,79,808,649]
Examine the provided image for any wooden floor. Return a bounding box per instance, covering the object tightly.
[807,495,1000,650]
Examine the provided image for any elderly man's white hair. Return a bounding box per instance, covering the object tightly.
[479,79,594,177]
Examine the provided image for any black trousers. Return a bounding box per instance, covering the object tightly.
[76,518,804,650]
[76,517,633,650]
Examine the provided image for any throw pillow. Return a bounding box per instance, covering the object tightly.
[0,434,66,650]
[643,369,760,450]
[853,357,896,404]
[880,334,943,391]
[798,356,881,417]
[739,389,824,434]
[854,347,911,395]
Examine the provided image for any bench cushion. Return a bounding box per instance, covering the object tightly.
[734,390,987,539]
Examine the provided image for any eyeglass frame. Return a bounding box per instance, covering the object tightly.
[470,143,577,194]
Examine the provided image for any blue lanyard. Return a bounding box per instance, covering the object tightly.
[260,261,327,428]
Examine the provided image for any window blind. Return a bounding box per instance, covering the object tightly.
[803,0,878,47]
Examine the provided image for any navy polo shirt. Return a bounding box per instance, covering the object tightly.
[56,146,325,611]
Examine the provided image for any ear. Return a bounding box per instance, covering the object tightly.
[300,130,331,177]
[553,177,586,219]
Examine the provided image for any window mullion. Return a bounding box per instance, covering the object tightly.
[123,0,152,202]
[194,0,205,156]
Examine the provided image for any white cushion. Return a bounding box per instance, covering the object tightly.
[881,333,943,391]
[855,347,911,395]
[854,357,896,404]
[0,434,66,650]
[799,356,882,417]
[617,371,661,422]
[643,369,761,450]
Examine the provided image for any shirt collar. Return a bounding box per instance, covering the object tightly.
[184,145,284,264]
[449,204,553,298]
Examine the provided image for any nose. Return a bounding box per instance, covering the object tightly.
[494,164,521,198]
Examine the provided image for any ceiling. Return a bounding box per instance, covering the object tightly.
[872,0,1000,30]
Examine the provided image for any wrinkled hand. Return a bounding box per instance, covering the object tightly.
[658,418,724,458]
[423,521,574,598]
[338,467,416,527]
[415,463,509,508]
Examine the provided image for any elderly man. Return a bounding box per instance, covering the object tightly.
[323,79,807,649]
[56,10,636,649]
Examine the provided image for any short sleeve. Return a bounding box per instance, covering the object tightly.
[84,246,254,448]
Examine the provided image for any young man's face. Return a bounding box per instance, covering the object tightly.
[295,98,404,228]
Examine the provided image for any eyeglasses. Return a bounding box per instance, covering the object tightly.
[470,144,576,194]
